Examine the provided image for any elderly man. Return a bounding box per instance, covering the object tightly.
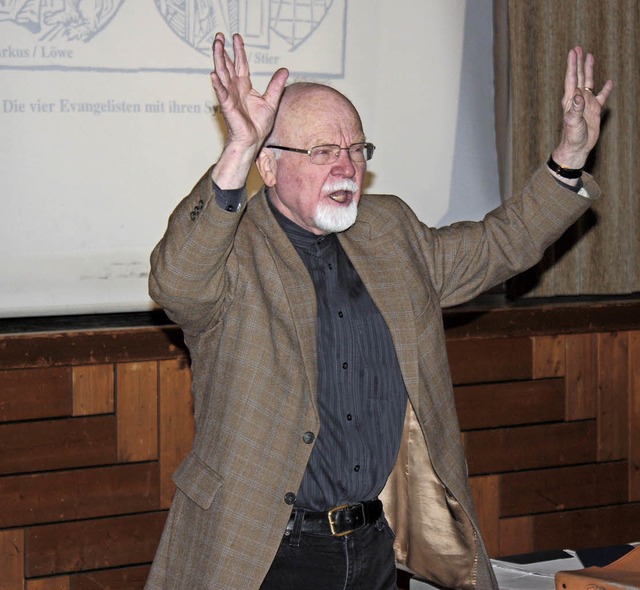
[146,32,612,590]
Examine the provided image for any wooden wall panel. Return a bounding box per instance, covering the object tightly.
[532,335,565,378]
[0,367,72,422]
[630,331,640,501]
[159,358,194,508]
[72,364,114,416]
[26,512,166,577]
[499,516,534,556]
[464,421,597,475]
[447,337,532,384]
[0,463,160,528]
[455,379,564,430]
[531,504,640,552]
[26,578,70,590]
[469,475,500,557]
[597,332,629,461]
[0,300,639,586]
[116,362,158,463]
[0,416,117,475]
[565,333,598,420]
[0,528,24,590]
[500,462,628,517]
[73,566,150,590]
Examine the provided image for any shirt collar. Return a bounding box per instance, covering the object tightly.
[267,191,336,256]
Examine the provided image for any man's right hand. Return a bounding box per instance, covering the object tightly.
[210,33,289,190]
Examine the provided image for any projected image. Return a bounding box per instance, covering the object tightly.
[0,0,346,74]
[0,0,125,41]
[155,0,336,53]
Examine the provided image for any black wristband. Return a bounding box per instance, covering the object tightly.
[547,155,583,179]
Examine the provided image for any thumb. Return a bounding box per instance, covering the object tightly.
[569,92,585,115]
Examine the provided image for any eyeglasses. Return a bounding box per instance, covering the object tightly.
[265,142,375,165]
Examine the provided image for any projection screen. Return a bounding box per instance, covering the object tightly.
[0,0,499,318]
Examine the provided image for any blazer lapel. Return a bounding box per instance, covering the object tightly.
[339,221,420,411]
[249,192,319,413]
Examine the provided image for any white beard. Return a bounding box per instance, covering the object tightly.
[313,200,358,233]
[313,178,359,233]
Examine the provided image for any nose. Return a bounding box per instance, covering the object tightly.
[331,147,357,176]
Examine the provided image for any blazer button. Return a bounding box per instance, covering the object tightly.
[302,431,315,444]
[284,492,296,505]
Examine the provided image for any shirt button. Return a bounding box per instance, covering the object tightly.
[328,263,333,270]
[284,492,296,505]
[302,431,315,444]
[346,414,352,421]
[338,311,344,318]
[342,362,348,369]
[354,465,360,472]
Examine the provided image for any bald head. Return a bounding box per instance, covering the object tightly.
[268,82,363,147]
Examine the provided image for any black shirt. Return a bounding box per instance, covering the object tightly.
[267,198,407,511]
[215,184,408,511]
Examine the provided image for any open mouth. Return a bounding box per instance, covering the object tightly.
[329,190,352,204]
[324,179,359,204]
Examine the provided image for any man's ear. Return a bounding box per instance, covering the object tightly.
[256,148,277,187]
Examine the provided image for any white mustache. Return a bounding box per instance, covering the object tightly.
[323,178,359,194]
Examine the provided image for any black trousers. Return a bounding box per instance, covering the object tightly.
[259,514,397,590]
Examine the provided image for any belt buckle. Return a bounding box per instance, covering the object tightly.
[328,503,364,537]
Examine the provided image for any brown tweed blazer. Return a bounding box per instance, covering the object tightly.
[145,166,598,590]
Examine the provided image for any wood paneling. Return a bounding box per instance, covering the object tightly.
[0,528,24,590]
[565,333,598,420]
[0,367,72,422]
[455,379,564,430]
[469,475,500,557]
[26,512,166,577]
[72,364,114,416]
[1,299,639,586]
[0,327,185,369]
[159,358,194,508]
[26,577,70,590]
[499,516,534,556]
[0,463,160,528]
[531,504,640,552]
[447,337,532,384]
[0,416,117,475]
[116,362,158,463]
[73,566,150,590]
[464,421,597,475]
[532,335,565,378]
[597,332,629,461]
[500,462,627,517]
[630,331,640,501]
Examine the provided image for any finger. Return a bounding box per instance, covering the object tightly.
[213,32,236,85]
[583,52,595,91]
[575,46,585,90]
[262,67,289,108]
[595,78,614,106]
[210,71,228,103]
[562,48,578,108]
[232,34,250,78]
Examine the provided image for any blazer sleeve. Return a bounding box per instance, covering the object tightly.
[413,165,600,308]
[148,166,247,335]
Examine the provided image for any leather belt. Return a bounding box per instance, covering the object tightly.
[286,499,383,537]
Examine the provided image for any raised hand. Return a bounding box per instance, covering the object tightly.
[210,33,289,188]
[552,46,614,171]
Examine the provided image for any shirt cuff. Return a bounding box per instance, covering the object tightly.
[213,181,244,212]
[554,176,589,198]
